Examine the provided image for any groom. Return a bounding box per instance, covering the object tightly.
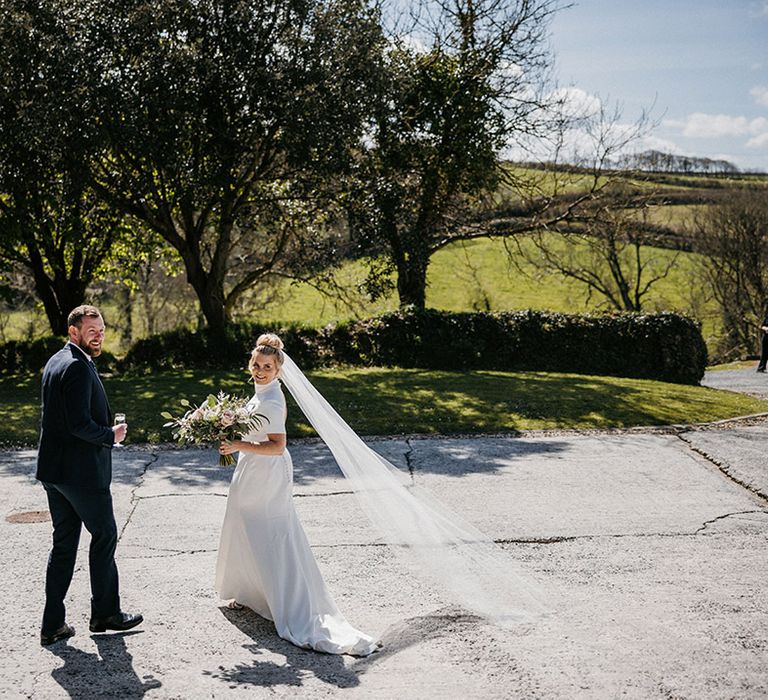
[37,305,142,646]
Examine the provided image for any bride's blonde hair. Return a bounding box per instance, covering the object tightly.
[249,333,285,371]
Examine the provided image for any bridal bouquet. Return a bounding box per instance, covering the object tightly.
[162,392,265,466]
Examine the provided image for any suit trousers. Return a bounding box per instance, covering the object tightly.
[41,482,121,632]
[759,334,768,371]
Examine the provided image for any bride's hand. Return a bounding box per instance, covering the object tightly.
[220,439,239,455]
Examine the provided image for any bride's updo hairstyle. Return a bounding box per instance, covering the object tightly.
[249,333,285,371]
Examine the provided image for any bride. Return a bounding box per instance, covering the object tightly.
[216,334,379,656]
[216,333,551,656]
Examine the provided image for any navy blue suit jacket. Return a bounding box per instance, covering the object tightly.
[36,343,115,489]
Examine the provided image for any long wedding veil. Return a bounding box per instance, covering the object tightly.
[280,353,553,624]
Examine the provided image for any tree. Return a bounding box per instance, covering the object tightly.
[85,0,383,334]
[507,98,682,314]
[346,0,563,309]
[523,184,681,312]
[0,0,130,335]
[694,188,768,360]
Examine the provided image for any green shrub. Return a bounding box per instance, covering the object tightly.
[120,322,324,373]
[0,336,118,375]
[119,309,707,385]
[340,308,707,384]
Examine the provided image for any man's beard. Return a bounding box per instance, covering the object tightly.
[75,337,101,357]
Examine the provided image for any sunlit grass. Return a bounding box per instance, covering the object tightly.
[707,360,756,371]
[245,234,721,349]
[3,367,766,447]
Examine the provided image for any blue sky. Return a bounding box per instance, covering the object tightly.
[550,0,768,171]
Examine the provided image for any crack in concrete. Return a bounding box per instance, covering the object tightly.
[118,452,159,542]
[404,438,415,484]
[294,490,354,498]
[130,490,355,500]
[496,510,768,545]
[132,492,227,500]
[28,669,49,699]
[123,547,217,559]
[676,432,768,503]
[693,509,767,534]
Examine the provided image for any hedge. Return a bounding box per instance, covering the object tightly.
[118,308,707,385]
[119,323,326,374]
[0,336,117,375]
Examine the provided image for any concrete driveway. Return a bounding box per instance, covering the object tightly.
[703,365,768,400]
[1,420,766,698]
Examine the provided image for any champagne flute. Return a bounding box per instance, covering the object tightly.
[114,412,126,447]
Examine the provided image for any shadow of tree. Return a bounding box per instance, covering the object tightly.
[120,434,572,492]
[303,369,696,434]
[206,607,361,689]
[0,448,154,489]
[45,631,161,698]
[5,367,762,449]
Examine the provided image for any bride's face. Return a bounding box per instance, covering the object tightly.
[250,352,280,385]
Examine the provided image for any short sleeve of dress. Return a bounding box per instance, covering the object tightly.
[257,398,286,435]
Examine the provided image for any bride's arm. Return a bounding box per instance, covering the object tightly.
[220,434,286,457]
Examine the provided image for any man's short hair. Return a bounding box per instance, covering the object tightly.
[67,305,102,328]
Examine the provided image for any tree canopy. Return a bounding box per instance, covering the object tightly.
[85,0,383,333]
[346,0,563,309]
[0,0,130,334]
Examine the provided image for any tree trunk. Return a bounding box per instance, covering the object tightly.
[182,255,228,335]
[26,243,86,336]
[395,254,429,309]
[114,284,133,346]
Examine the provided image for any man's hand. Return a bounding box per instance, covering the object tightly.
[113,423,128,443]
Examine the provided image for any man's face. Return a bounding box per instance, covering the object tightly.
[69,315,105,357]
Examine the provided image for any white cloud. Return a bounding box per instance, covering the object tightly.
[664,113,768,139]
[751,85,768,107]
[747,132,768,148]
[632,135,686,155]
[548,87,603,120]
[497,60,524,81]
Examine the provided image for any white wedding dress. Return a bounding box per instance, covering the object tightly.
[215,379,379,656]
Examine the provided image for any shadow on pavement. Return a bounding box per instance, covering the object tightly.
[45,631,161,698]
[211,605,483,691]
[139,437,573,492]
[208,607,360,689]
[352,607,482,671]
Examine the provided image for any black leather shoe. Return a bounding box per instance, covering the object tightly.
[757,368,766,373]
[89,612,143,633]
[41,623,75,646]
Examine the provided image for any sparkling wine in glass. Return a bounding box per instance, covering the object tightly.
[114,412,126,447]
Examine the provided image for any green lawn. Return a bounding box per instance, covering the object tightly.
[4,367,766,447]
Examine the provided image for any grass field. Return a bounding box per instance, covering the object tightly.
[249,236,706,324]
[3,367,766,447]
[246,234,721,348]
